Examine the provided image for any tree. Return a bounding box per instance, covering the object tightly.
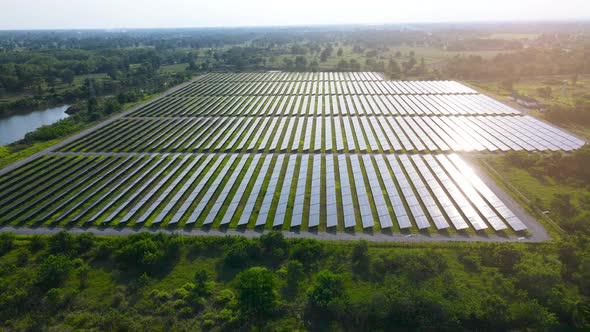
[308,270,346,311]
[235,267,279,323]
[295,56,307,71]
[320,49,330,62]
[0,233,14,256]
[551,193,577,218]
[337,59,349,71]
[48,231,77,256]
[61,69,75,85]
[285,260,305,296]
[310,59,319,72]
[387,58,401,78]
[103,98,122,115]
[351,240,370,277]
[37,254,73,289]
[337,48,343,57]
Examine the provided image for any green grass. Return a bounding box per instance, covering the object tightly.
[159,63,189,74]
[476,155,587,238]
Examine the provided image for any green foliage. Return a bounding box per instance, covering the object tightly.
[28,235,45,252]
[351,240,370,277]
[37,254,73,289]
[260,231,288,262]
[307,270,347,312]
[234,267,279,322]
[281,260,305,297]
[290,238,323,267]
[48,231,77,256]
[0,232,588,330]
[502,147,590,235]
[114,233,183,275]
[223,237,260,268]
[0,233,15,256]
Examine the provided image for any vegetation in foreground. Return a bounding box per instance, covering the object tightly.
[0,231,588,331]
[484,147,590,236]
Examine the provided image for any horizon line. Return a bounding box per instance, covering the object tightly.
[1,18,590,32]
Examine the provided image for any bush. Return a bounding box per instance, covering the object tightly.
[351,240,370,277]
[284,260,305,295]
[29,235,45,252]
[259,231,288,261]
[234,267,279,322]
[223,238,259,268]
[114,233,183,274]
[76,233,95,253]
[308,270,347,311]
[290,239,323,266]
[37,254,73,289]
[0,233,15,256]
[48,231,77,256]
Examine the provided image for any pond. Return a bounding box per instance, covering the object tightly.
[0,105,70,146]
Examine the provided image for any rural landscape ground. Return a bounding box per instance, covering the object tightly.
[0,24,589,330]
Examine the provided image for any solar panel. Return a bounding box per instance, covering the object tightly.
[273,156,297,227]
[184,155,238,225]
[291,155,310,227]
[337,155,357,228]
[350,156,374,228]
[238,156,273,226]
[255,155,286,226]
[308,156,322,228]
[219,155,261,225]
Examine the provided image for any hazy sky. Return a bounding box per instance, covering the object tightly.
[1,0,589,30]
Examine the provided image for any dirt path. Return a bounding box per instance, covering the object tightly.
[0,225,544,243]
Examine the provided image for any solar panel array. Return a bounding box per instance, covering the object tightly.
[60,115,583,153]
[1,72,584,235]
[0,153,527,232]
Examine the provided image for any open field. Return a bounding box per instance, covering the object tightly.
[0,72,583,241]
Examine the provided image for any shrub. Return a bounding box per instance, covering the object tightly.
[284,260,305,295]
[290,239,323,266]
[29,235,45,252]
[114,233,183,274]
[48,231,77,256]
[0,233,15,256]
[234,267,279,322]
[351,240,370,277]
[223,238,259,268]
[307,270,347,311]
[37,254,73,289]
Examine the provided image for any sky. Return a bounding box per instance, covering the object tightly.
[0,0,589,30]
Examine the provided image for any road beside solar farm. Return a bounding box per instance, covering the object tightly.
[0,72,583,241]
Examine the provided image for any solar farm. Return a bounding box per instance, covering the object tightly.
[0,72,585,237]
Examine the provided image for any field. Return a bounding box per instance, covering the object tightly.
[1,71,584,240]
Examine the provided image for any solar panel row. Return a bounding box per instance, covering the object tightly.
[0,153,526,232]
[170,80,476,97]
[64,116,584,153]
[129,94,512,117]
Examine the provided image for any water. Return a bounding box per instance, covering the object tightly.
[0,105,70,145]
